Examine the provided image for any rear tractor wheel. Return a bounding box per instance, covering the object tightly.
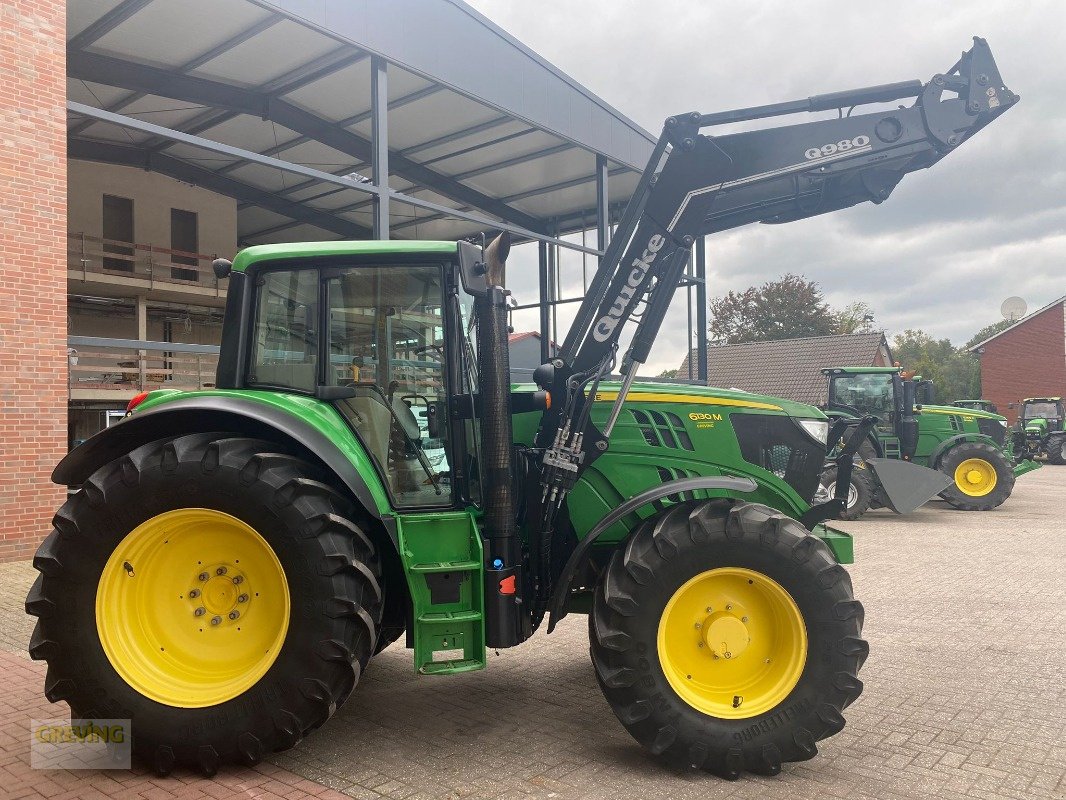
[938,441,1014,510]
[26,434,383,775]
[590,501,867,778]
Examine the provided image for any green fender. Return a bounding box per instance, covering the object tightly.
[928,432,1004,468]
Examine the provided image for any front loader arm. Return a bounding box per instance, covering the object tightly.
[527,38,1015,625]
[564,37,1015,376]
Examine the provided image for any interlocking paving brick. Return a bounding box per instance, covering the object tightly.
[1,469,1062,799]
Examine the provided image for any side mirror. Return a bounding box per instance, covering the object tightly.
[426,400,446,439]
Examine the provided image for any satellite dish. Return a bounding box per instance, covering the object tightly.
[1000,296,1027,321]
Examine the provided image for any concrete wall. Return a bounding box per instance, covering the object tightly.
[979,302,1066,425]
[68,159,238,260]
[0,0,67,562]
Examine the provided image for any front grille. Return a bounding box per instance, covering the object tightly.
[731,415,823,503]
[977,418,1005,446]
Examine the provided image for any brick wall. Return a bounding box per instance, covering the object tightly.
[979,302,1066,425]
[0,1,67,561]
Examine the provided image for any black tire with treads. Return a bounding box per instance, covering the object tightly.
[1046,434,1066,465]
[937,441,1014,510]
[26,434,382,776]
[589,500,867,778]
[820,461,875,521]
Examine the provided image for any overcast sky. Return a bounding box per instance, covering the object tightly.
[465,0,1065,375]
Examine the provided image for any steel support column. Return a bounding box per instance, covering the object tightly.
[538,241,550,363]
[695,236,708,383]
[371,56,389,239]
[595,154,609,251]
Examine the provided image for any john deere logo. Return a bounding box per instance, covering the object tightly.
[689,412,723,421]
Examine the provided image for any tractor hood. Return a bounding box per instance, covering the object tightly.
[919,404,1007,423]
[590,381,826,418]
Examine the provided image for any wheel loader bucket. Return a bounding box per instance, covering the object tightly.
[865,458,953,514]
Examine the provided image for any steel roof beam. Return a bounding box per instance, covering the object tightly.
[216,83,441,177]
[68,50,547,234]
[67,102,601,256]
[69,15,285,137]
[250,114,517,206]
[69,137,371,240]
[67,0,156,51]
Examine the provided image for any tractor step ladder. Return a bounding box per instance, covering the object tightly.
[396,512,486,675]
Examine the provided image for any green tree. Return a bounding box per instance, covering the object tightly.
[658,368,679,379]
[835,301,876,335]
[965,319,1013,349]
[892,329,980,402]
[709,274,837,343]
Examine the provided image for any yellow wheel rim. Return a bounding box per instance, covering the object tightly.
[657,567,807,719]
[96,508,290,708]
[953,458,997,496]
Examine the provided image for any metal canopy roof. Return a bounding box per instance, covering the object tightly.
[66,0,657,246]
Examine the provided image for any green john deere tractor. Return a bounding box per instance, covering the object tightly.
[1012,397,1066,464]
[28,39,1015,778]
[819,367,1039,518]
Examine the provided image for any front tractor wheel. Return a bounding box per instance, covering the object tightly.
[938,442,1014,510]
[819,462,874,521]
[26,434,382,775]
[590,501,867,778]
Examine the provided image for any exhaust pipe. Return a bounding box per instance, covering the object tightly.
[474,233,528,647]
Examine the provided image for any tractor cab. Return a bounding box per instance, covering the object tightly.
[823,367,918,458]
[1017,397,1064,431]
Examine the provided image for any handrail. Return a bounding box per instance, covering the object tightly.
[68,336,220,354]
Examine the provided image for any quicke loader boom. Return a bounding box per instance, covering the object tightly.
[526,37,1016,622]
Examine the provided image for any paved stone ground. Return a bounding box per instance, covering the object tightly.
[1,468,1063,799]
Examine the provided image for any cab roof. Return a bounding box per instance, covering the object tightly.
[231,240,460,272]
[822,366,900,375]
[1023,397,1063,402]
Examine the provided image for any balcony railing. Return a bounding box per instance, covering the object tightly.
[69,232,226,292]
[68,336,220,393]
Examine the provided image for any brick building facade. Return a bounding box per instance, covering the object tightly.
[971,297,1066,425]
[0,1,67,561]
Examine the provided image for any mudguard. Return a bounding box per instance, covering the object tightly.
[865,457,952,514]
[53,395,387,520]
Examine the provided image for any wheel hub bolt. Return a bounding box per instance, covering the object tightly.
[210,615,222,626]
[228,610,240,620]
[238,594,248,603]
[232,575,243,585]
[188,589,200,599]
[198,572,209,582]
[694,622,701,629]
[216,566,228,576]
[194,607,206,617]
[726,604,732,611]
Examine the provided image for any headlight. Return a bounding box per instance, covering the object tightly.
[998,419,1008,427]
[796,418,829,446]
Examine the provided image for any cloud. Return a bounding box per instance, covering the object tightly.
[468,0,1066,373]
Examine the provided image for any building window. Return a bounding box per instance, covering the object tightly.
[170,208,199,281]
[102,194,134,272]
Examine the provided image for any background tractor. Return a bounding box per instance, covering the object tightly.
[819,367,1039,518]
[28,40,1014,778]
[1012,397,1066,464]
